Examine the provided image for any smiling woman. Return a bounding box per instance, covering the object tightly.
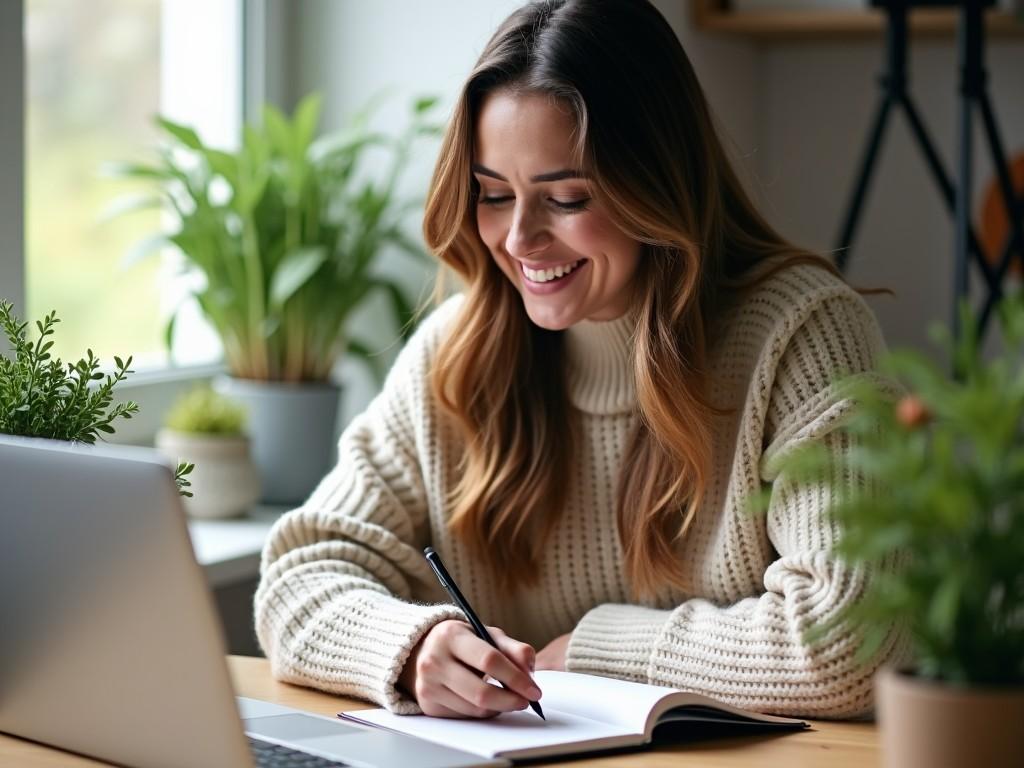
[473,91,642,328]
[255,0,906,724]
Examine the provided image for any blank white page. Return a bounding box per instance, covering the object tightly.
[340,706,633,760]
[529,670,679,734]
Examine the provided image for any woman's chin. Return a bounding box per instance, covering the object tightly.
[522,300,581,331]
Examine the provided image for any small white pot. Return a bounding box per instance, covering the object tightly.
[155,429,261,519]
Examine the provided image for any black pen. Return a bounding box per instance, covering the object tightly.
[423,546,545,720]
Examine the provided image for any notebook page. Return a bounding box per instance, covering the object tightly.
[340,706,634,759]
[529,670,677,734]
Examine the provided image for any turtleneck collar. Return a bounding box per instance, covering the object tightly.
[562,311,637,415]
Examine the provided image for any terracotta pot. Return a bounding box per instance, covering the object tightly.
[875,666,1024,768]
[155,429,261,519]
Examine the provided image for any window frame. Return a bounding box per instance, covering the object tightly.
[0,1,24,340]
[4,0,289,445]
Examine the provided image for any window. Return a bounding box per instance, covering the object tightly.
[24,0,242,371]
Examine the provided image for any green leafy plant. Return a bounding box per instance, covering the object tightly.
[784,298,1024,688]
[164,385,247,436]
[0,299,194,496]
[106,90,441,383]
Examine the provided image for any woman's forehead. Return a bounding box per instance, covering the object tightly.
[473,90,582,172]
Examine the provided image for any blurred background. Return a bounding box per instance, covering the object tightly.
[3,0,1023,438]
[2,0,1022,659]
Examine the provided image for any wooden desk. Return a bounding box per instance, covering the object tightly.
[0,656,880,767]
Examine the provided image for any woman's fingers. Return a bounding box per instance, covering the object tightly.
[450,629,542,704]
[400,619,543,718]
[442,661,528,715]
[488,626,537,674]
[418,677,498,719]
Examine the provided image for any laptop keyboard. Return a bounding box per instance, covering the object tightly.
[249,737,349,767]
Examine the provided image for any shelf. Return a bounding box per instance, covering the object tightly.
[692,1,1024,40]
[188,504,286,587]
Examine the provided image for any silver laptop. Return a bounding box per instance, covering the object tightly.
[0,434,505,768]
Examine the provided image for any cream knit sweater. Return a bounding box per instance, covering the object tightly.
[255,263,906,719]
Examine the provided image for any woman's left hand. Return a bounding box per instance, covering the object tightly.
[535,632,571,671]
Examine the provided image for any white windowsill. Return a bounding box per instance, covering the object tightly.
[187,504,289,588]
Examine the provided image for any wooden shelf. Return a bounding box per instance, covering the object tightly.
[692,1,1024,40]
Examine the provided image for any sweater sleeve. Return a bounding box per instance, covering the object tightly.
[253,296,465,714]
[564,290,908,719]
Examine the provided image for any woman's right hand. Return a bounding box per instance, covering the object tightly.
[398,619,542,718]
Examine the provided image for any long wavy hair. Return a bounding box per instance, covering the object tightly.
[422,0,839,599]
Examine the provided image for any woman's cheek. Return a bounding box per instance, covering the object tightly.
[476,209,514,279]
[560,212,606,254]
[476,207,501,249]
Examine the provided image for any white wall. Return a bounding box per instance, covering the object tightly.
[280,2,1024,418]
[757,37,1024,354]
[281,0,760,421]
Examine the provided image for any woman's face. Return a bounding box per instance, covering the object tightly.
[473,90,642,330]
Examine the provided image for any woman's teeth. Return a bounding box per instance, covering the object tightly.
[521,259,583,283]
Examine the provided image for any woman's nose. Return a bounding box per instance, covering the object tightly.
[504,204,551,260]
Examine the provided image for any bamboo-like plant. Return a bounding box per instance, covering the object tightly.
[106,91,441,382]
[783,298,1024,687]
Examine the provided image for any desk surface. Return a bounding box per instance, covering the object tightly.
[0,656,880,767]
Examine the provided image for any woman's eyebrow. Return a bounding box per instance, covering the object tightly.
[471,163,588,183]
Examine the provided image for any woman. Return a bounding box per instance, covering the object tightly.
[255,0,904,720]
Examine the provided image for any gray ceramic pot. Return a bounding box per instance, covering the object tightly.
[213,375,342,506]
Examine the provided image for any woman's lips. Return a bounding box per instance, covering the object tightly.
[517,258,588,295]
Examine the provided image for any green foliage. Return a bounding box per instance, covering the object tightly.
[106,90,442,383]
[786,298,1024,687]
[164,385,247,436]
[1,300,192,498]
[0,299,139,444]
[175,460,195,498]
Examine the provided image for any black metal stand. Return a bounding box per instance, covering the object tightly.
[835,0,1024,341]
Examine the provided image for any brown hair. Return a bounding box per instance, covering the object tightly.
[422,0,840,599]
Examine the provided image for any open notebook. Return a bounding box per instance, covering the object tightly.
[339,670,809,762]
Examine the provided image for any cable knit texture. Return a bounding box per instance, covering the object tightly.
[255,263,908,718]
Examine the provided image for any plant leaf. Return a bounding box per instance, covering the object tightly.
[155,116,204,150]
[413,95,439,115]
[269,247,328,309]
[293,92,323,157]
[263,103,294,158]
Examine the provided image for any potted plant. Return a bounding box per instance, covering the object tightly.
[107,91,441,504]
[156,385,259,519]
[0,299,193,496]
[785,299,1024,768]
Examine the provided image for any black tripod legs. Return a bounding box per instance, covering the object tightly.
[836,93,894,272]
[976,89,1024,332]
[834,89,995,297]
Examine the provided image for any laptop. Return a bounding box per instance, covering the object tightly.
[0,434,506,768]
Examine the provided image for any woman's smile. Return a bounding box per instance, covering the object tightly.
[516,257,589,294]
[473,90,641,330]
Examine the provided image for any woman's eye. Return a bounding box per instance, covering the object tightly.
[476,195,590,213]
[552,198,590,212]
